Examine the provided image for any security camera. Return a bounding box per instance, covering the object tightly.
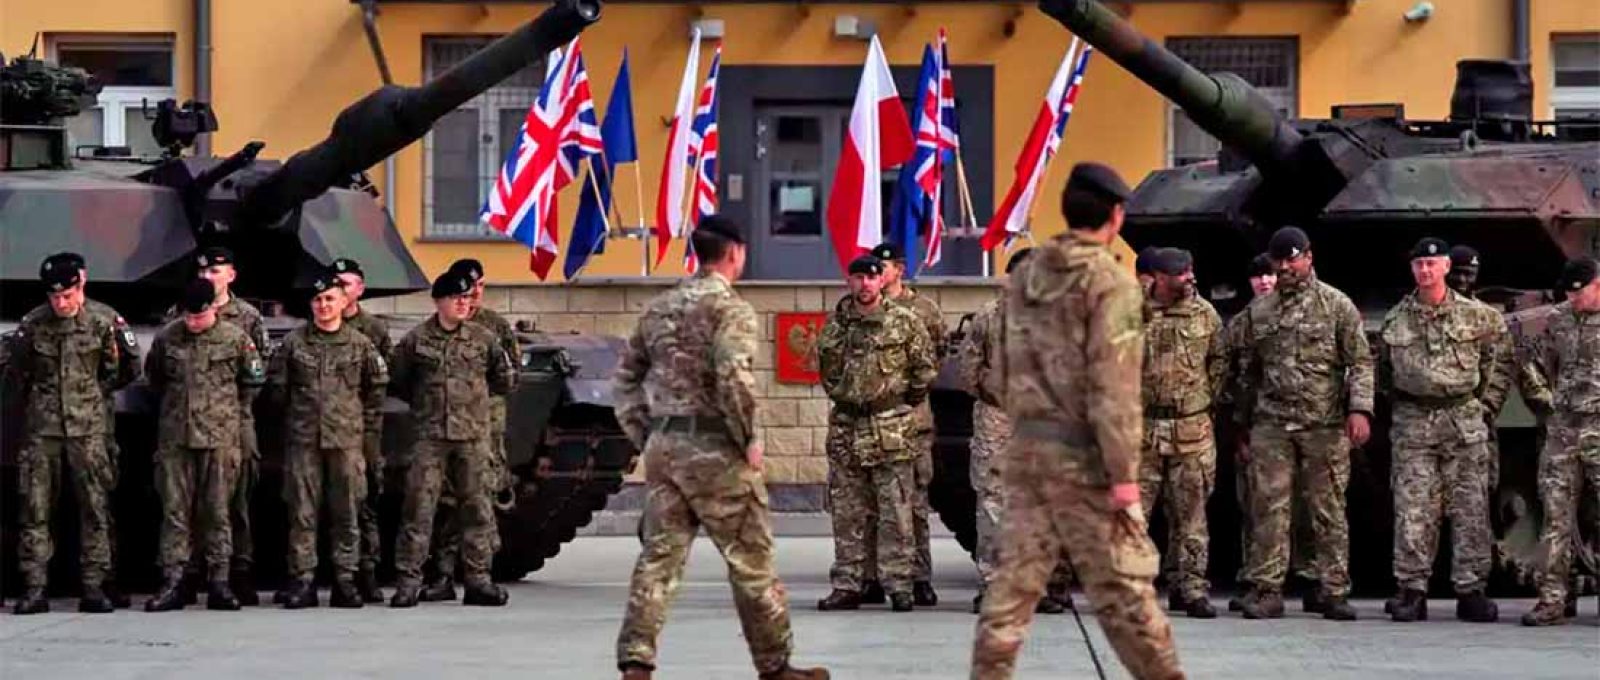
[1403,1,1434,22]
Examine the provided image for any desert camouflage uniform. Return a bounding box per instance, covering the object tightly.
[388,315,515,589]
[1233,272,1374,599]
[343,306,392,575]
[819,296,936,596]
[613,272,795,675]
[146,319,265,581]
[1141,292,1226,602]
[972,231,1182,680]
[7,306,126,591]
[889,287,944,583]
[1522,302,1600,605]
[215,296,268,576]
[266,323,388,581]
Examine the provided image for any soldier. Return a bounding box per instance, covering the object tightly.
[1232,226,1373,621]
[6,259,127,615]
[387,269,516,608]
[1376,237,1509,623]
[143,279,266,612]
[971,163,1183,680]
[869,241,946,607]
[613,216,828,680]
[1136,246,1160,297]
[332,257,392,603]
[1140,247,1226,619]
[816,255,937,613]
[1226,252,1277,612]
[1520,258,1600,627]
[266,272,389,609]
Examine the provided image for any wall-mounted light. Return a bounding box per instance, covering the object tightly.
[834,15,877,41]
[690,18,725,40]
[1403,1,1434,22]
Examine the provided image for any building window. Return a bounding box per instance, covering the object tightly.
[422,38,545,239]
[1164,37,1297,167]
[1552,33,1600,120]
[48,35,176,158]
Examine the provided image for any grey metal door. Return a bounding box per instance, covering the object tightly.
[749,105,849,280]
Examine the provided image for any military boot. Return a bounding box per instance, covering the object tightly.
[860,580,886,605]
[79,583,114,614]
[912,581,938,607]
[620,664,653,680]
[12,588,48,615]
[180,572,201,606]
[1454,591,1497,623]
[462,581,509,607]
[357,568,384,604]
[1382,595,1398,615]
[145,573,186,612]
[273,585,293,605]
[1302,588,1327,614]
[330,579,364,609]
[1181,596,1218,619]
[1563,590,1578,618]
[1035,596,1066,614]
[1389,589,1427,622]
[281,580,318,610]
[207,580,241,611]
[1520,599,1567,627]
[419,574,456,602]
[816,590,862,611]
[1240,589,1284,620]
[889,592,914,612]
[103,580,132,609]
[1227,593,1245,612]
[1321,595,1357,621]
[389,583,421,608]
[758,664,831,680]
[231,567,259,607]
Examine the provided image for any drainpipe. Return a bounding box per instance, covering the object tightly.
[193,0,212,156]
[359,0,398,219]
[1511,0,1529,62]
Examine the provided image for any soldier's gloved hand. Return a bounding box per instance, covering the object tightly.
[745,442,765,473]
[1108,483,1140,511]
[1346,412,1372,447]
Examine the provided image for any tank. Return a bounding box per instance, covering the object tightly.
[926,0,1599,595]
[0,0,626,591]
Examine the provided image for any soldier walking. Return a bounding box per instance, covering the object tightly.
[612,216,828,680]
[1376,237,1510,623]
[6,258,130,615]
[1520,258,1600,626]
[1140,247,1226,619]
[266,272,389,609]
[1231,226,1373,621]
[143,279,266,612]
[387,269,516,608]
[971,163,1183,680]
[816,255,937,613]
[332,257,392,603]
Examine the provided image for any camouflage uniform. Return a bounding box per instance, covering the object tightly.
[388,315,515,588]
[972,232,1182,680]
[215,296,268,577]
[889,286,945,584]
[613,272,795,675]
[145,319,266,581]
[83,300,140,589]
[266,323,388,581]
[1523,302,1600,606]
[343,306,392,575]
[1140,293,1226,602]
[819,296,936,596]
[1232,272,1374,599]
[1377,289,1509,594]
[7,306,125,591]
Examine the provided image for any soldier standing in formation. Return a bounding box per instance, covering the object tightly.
[265,272,389,609]
[612,216,828,680]
[1375,237,1509,623]
[1520,258,1600,626]
[387,269,515,608]
[1225,252,1276,611]
[1140,247,1226,619]
[7,258,129,615]
[816,255,937,613]
[144,279,266,612]
[971,163,1183,680]
[332,257,393,603]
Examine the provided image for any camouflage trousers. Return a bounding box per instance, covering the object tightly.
[16,435,113,588]
[427,399,507,579]
[1533,416,1600,604]
[1139,415,1216,601]
[284,445,367,580]
[158,444,241,580]
[827,452,917,595]
[863,407,935,585]
[972,436,1182,680]
[1234,458,1317,583]
[359,426,385,574]
[101,401,121,584]
[232,419,258,570]
[1245,424,1351,597]
[971,403,1072,591]
[394,438,496,586]
[1390,402,1493,594]
[617,431,793,675]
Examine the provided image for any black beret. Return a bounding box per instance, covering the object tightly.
[195,246,234,269]
[330,258,364,277]
[41,252,86,276]
[1005,247,1035,275]
[432,270,475,299]
[448,259,485,283]
[848,255,884,276]
[695,214,746,245]
[1135,247,1161,275]
[1409,237,1450,260]
[1248,253,1275,278]
[40,259,82,291]
[310,271,343,296]
[1449,245,1481,269]
[181,278,216,314]
[1558,258,1598,292]
[1267,227,1310,260]
[1065,162,1131,201]
[869,242,905,263]
[1151,248,1194,276]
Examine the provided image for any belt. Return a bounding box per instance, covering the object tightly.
[1012,419,1095,447]
[653,415,729,436]
[833,398,905,419]
[1144,405,1209,420]
[1394,393,1474,409]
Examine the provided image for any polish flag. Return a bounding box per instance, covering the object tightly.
[653,32,702,266]
[981,39,1091,251]
[826,35,915,274]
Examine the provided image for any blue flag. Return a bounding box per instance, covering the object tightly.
[566,51,639,279]
[889,45,941,279]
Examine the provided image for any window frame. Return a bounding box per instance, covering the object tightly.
[1550,33,1600,119]
[45,33,177,158]
[1162,36,1299,168]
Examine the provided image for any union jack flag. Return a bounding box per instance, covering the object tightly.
[683,45,722,275]
[481,38,602,280]
[891,29,962,274]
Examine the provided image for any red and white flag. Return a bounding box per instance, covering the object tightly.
[652,32,702,267]
[826,35,915,274]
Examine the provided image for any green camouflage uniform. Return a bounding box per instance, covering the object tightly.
[613,272,795,675]
[1140,291,1226,602]
[388,315,515,588]
[342,305,392,574]
[215,296,268,575]
[819,296,936,596]
[145,319,266,581]
[889,286,944,583]
[972,231,1181,680]
[266,323,388,581]
[1232,271,1374,599]
[7,305,126,591]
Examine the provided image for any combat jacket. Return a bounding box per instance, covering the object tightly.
[344,305,394,359]
[9,305,122,438]
[216,294,270,355]
[472,307,522,383]
[389,315,515,442]
[266,323,389,454]
[1377,289,1509,412]
[1525,302,1600,416]
[146,320,266,449]
[819,297,936,465]
[613,272,761,451]
[84,299,142,389]
[1142,293,1226,417]
[959,297,1006,408]
[1005,231,1144,486]
[1233,272,1374,429]
[891,287,947,358]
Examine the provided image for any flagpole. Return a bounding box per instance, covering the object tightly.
[954,153,986,276]
[633,163,650,276]
[570,157,612,281]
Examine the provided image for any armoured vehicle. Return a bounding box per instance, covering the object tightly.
[1,0,632,591]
